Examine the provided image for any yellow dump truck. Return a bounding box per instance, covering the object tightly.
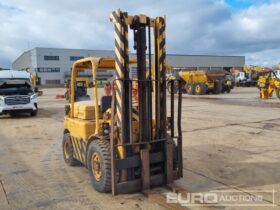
[178,70,228,95]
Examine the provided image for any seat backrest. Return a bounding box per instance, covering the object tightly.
[101,96,112,113]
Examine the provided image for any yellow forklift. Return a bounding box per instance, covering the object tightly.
[31,72,43,96]
[64,77,90,101]
[62,9,183,194]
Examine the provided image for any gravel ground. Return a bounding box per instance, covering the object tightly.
[0,87,279,210]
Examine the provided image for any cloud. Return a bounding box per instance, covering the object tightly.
[0,0,279,68]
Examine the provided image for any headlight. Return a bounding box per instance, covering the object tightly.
[102,123,110,135]
[31,94,37,100]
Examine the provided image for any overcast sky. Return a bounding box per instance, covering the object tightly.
[0,0,280,68]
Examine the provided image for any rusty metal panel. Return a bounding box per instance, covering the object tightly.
[141,149,150,191]
[165,141,174,185]
[110,87,117,195]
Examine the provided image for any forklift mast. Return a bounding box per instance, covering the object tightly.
[110,9,182,194]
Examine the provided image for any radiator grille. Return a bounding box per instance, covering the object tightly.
[4,96,30,105]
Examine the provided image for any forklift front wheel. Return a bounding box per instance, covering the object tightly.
[87,140,111,193]
[62,133,80,166]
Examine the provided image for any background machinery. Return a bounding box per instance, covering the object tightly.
[179,70,230,95]
[235,65,271,87]
[30,72,43,96]
[167,68,232,95]
[63,9,183,195]
[258,69,280,99]
[223,71,235,93]
[64,77,90,101]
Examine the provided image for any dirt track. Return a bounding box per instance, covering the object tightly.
[0,87,279,210]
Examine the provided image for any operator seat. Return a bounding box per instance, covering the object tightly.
[101,96,112,113]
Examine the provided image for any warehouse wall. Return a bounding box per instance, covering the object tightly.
[12,49,37,71]
[166,54,245,69]
[12,47,245,85]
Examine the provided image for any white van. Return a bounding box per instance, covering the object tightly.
[0,70,38,116]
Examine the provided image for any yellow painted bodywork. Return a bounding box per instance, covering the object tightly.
[179,71,208,84]
[258,74,280,99]
[69,57,134,134]
[31,72,43,96]
[64,57,137,164]
[179,70,215,90]
[64,117,97,140]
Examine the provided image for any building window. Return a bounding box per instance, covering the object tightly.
[130,67,138,78]
[45,80,61,85]
[44,55,59,61]
[37,67,60,73]
[70,56,84,61]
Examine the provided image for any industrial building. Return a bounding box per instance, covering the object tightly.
[12,47,245,86]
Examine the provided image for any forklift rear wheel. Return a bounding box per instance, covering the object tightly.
[87,140,111,193]
[276,88,280,99]
[63,133,80,166]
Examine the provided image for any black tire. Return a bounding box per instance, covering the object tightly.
[276,88,280,99]
[182,83,188,93]
[187,83,195,95]
[30,110,37,116]
[226,88,231,93]
[62,133,80,166]
[213,81,223,94]
[194,83,206,95]
[167,80,179,94]
[87,140,111,193]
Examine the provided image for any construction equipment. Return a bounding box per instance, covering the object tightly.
[167,67,232,95]
[62,9,183,195]
[258,70,280,99]
[31,72,43,96]
[64,77,90,101]
[235,65,270,87]
[178,70,227,95]
[222,72,234,93]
